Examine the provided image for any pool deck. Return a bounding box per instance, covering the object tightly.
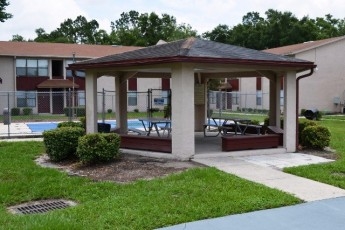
[0,122,40,138]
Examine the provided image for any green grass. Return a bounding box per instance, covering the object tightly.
[284,117,345,188]
[0,141,300,229]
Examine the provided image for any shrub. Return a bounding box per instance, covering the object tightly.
[264,117,284,128]
[107,109,112,113]
[77,133,121,164]
[43,127,85,161]
[300,109,306,116]
[63,107,86,117]
[133,109,139,113]
[250,119,260,125]
[79,117,86,130]
[11,107,20,116]
[22,107,32,115]
[150,108,160,113]
[300,125,331,150]
[316,111,323,121]
[57,121,84,129]
[298,120,317,144]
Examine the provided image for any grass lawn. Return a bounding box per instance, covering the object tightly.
[0,141,300,229]
[284,116,345,189]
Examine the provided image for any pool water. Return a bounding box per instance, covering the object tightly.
[26,120,147,133]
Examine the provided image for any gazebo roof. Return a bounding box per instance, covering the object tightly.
[68,37,315,72]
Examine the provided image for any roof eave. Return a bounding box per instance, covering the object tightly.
[68,56,315,72]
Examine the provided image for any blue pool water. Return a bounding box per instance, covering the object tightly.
[26,120,146,133]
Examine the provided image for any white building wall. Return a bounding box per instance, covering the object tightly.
[239,77,257,110]
[0,57,16,110]
[297,40,345,113]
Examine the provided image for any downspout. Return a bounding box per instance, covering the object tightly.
[296,68,314,150]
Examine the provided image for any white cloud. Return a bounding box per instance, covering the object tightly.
[0,0,86,40]
[1,0,345,41]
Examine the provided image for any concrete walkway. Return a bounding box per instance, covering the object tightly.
[193,153,345,202]
[159,197,345,230]
[159,152,345,230]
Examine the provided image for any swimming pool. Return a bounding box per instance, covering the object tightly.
[26,120,147,133]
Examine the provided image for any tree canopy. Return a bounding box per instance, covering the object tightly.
[203,9,345,49]
[33,16,110,44]
[110,10,197,46]
[0,0,12,22]
[10,9,345,49]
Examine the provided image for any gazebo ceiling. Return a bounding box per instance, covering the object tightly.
[68,37,316,75]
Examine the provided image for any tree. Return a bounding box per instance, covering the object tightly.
[34,16,105,44]
[203,9,345,50]
[203,24,231,43]
[11,34,25,41]
[0,0,12,22]
[110,10,197,46]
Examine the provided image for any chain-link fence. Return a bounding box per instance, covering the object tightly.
[1,89,268,137]
[97,88,171,122]
[207,90,270,117]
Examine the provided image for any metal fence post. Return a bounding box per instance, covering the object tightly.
[102,88,105,123]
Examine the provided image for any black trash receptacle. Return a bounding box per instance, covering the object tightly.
[97,123,111,133]
[304,109,319,120]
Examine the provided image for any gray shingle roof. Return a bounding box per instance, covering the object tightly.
[69,37,315,71]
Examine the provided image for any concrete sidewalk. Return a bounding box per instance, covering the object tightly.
[159,197,345,230]
[159,152,345,230]
[193,154,345,202]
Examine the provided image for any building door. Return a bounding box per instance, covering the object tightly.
[52,89,64,114]
[37,91,50,113]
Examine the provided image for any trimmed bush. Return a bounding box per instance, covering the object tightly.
[300,109,306,116]
[43,127,85,161]
[301,125,331,150]
[79,117,86,130]
[250,119,260,125]
[77,133,121,164]
[57,121,84,129]
[264,117,284,128]
[22,107,32,115]
[11,107,20,116]
[63,107,86,117]
[298,120,317,144]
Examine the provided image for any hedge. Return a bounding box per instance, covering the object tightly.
[43,127,85,161]
[77,133,121,164]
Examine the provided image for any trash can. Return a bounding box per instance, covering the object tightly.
[97,123,111,133]
[304,109,319,120]
[3,108,11,125]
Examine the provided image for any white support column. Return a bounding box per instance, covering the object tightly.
[85,71,97,133]
[272,76,281,128]
[171,63,195,160]
[269,77,277,126]
[115,76,128,133]
[284,71,297,152]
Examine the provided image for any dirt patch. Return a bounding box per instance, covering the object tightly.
[36,153,203,183]
[36,147,337,183]
[299,146,338,160]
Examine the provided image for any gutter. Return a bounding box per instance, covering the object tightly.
[296,67,315,149]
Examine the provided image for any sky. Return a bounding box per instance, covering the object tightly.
[1,0,345,41]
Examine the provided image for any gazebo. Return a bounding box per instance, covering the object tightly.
[68,38,316,160]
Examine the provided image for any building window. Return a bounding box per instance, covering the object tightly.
[16,59,48,77]
[280,90,284,106]
[128,91,137,106]
[256,90,262,106]
[78,91,86,106]
[16,91,36,107]
[66,60,85,77]
[161,90,170,105]
[209,91,217,104]
[232,91,239,105]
